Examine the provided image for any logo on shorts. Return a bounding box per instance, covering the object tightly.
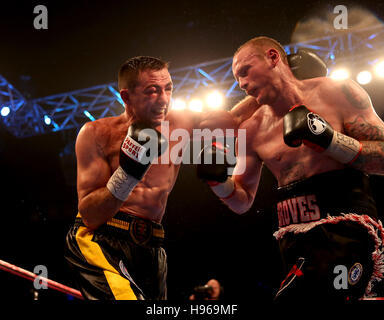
[307,113,326,135]
[130,219,152,245]
[348,262,363,285]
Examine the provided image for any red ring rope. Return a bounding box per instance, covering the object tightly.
[1,259,382,300]
[0,259,83,300]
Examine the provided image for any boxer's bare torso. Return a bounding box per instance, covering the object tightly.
[241,77,346,187]
[77,110,196,223]
[226,72,384,214]
[231,42,384,196]
[76,68,237,229]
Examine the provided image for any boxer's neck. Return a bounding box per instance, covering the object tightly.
[270,77,304,116]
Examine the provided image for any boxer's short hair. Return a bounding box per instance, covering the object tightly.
[235,36,288,65]
[118,56,169,91]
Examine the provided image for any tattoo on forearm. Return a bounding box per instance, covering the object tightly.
[345,116,384,141]
[352,141,384,174]
[344,116,384,174]
[341,82,371,110]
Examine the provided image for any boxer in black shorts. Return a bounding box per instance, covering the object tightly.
[197,36,384,301]
[273,168,382,301]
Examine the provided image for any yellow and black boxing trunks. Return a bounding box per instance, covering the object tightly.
[64,211,167,300]
[273,168,384,302]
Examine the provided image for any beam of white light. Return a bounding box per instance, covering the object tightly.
[356,70,372,85]
[188,99,203,112]
[330,68,350,81]
[171,98,187,110]
[374,61,384,78]
[205,90,224,109]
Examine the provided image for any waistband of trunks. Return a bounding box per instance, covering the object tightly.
[276,168,378,228]
[278,168,370,197]
[75,211,164,248]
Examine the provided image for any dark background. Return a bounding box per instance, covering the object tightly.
[0,0,384,302]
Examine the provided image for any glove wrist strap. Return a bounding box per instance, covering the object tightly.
[324,131,362,164]
[106,166,140,201]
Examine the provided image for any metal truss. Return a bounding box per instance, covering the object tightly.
[170,57,243,99]
[2,83,125,138]
[0,75,28,134]
[33,84,124,136]
[283,24,384,69]
[1,23,384,138]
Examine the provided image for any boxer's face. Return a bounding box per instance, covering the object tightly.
[233,45,277,105]
[122,68,173,126]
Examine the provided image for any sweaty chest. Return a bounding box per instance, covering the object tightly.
[248,102,344,185]
[252,117,290,164]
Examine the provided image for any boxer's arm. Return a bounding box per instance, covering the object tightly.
[76,123,123,230]
[199,95,261,129]
[209,137,263,214]
[339,80,384,175]
[219,150,263,214]
[171,96,259,132]
[169,109,237,134]
[229,96,261,125]
[194,109,238,131]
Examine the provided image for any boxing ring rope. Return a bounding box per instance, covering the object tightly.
[0,259,83,300]
[0,259,383,300]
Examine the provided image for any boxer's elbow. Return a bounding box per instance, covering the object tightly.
[225,197,253,215]
[78,204,101,231]
[77,188,118,230]
[229,203,252,215]
[81,216,100,231]
[78,212,96,230]
[227,185,255,214]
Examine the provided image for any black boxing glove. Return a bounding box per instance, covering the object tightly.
[283,105,362,164]
[197,142,236,199]
[107,122,167,201]
[197,142,231,183]
[288,49,328,80]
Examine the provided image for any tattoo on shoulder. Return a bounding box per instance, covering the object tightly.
[344,116,384,141]
[341,82,371,110]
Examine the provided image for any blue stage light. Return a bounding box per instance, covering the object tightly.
[83,110,95,121]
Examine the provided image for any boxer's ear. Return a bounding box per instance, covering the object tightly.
[120,89,131,105]
[266,48,280,67]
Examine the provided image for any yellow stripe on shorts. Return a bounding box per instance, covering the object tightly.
[75,226,137,300]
